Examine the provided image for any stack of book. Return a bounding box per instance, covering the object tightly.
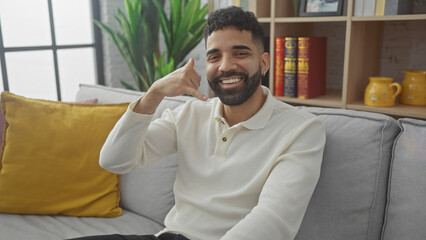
[213,0,251,11]
[274,36,327,99]
[353,0,414,16]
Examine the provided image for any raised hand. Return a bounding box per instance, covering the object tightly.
[134,58,207,114]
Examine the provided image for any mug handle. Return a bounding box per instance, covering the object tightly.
[390,83,402,98]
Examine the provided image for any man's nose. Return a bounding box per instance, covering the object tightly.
[218,56,237,73]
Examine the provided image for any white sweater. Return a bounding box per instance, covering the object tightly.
[100,87,326,240]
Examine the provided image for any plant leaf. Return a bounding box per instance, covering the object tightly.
[170,0,181,38]
[153,0,171,53]
[178,0,199,34]
[171,32,195,65]
[120,80,136,90]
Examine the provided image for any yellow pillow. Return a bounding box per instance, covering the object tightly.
[0,91,128,217]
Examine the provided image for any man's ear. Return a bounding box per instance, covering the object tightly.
[260,52,270,76]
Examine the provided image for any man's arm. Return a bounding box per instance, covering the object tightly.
[221,118,326,240]
[100,59,207,174]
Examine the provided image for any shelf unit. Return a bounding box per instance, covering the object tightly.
[249,0,426,119]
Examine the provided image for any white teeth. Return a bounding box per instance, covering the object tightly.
[222,78,241,84]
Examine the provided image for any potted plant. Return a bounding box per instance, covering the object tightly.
[95,0,207,91]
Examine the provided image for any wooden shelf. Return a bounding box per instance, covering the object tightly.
[352,14,426,21]
[258,17,272,23]
[266,0,426,120]
[276,89,343,108]
[208,0,426,120]
[347,102,426,119]
[275,16,348,23]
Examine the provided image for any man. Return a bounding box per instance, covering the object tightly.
[77,6,325,240]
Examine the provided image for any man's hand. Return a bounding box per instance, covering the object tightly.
[134,58,208,114]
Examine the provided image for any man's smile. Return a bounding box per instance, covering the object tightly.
[220,77,244,88]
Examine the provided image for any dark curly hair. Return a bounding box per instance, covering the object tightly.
[204,6,265,51]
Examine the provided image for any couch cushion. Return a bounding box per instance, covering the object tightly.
[0,97,98,163]
[0,209,163,240]
[120,155,178,225]
[76,84,192,224]
[295,107,400,240]
[382,118,426,240]
[0,91,126,217]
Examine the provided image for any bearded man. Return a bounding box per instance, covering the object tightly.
[73,6,326,240]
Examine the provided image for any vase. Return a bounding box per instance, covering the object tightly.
[400,70,426,106]
[364,77,402,107]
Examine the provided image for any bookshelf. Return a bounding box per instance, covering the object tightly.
[209,0,426,120]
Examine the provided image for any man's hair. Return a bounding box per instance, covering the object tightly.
[204,6,265,51]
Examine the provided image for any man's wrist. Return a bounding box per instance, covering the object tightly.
[133,87,165,114]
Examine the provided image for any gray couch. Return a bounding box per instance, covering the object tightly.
[0,84,425,240]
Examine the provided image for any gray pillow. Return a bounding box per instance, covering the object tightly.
[295,107,400,240]
[382,118,426,240]
[120,155,178,225]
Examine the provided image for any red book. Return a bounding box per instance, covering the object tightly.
[274,37,285,96]
[297,37,327,99]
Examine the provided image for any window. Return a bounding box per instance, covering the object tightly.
[0,0,103,101]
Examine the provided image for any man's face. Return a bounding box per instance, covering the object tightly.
[206,28,268,106]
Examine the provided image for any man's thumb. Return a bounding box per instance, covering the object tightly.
[186,58,195,68]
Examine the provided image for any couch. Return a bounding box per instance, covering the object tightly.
[0,83,424,240]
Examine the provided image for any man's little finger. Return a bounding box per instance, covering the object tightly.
[188,88,208,101]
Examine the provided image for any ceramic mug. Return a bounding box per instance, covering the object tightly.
[400,70,426,106]
[364,77,402,107]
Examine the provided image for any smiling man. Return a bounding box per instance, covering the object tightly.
[75,6,326,240]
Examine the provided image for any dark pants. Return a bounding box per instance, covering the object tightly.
[67,233,189,240]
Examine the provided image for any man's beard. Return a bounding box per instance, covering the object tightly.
[208,66,263,106]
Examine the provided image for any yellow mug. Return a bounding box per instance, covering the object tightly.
[400,70,426,106]
[364,77,402,107]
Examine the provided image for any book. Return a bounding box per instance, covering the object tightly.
[297,37,327,99]
[215,0,250,10]
[354,0,364,16]
[384,0,414,15]
[274,37,285,96]
[363,0,376,16]
[375,0,386,16]
[233,0,250,11]
[284,37,298,98]
[214,0,233,10]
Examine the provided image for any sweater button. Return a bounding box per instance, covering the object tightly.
[222,137,227,142]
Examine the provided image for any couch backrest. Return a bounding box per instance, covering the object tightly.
[295,107,400,240]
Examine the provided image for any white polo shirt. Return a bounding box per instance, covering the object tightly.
[100,87,326,240]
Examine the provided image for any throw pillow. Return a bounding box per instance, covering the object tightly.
[0,92,127,217]
[0,98,98,154]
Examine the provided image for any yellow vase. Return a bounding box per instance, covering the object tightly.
[400,70,426,106]
[364,77,402,107]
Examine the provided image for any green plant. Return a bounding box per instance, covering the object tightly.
[94,0,207,91]
[154,0,208,69]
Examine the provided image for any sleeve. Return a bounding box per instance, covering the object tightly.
[221,118,326,240]
[99,99,179,174]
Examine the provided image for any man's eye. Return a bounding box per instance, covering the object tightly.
[235,52,249,57]
[208,55,219,61]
